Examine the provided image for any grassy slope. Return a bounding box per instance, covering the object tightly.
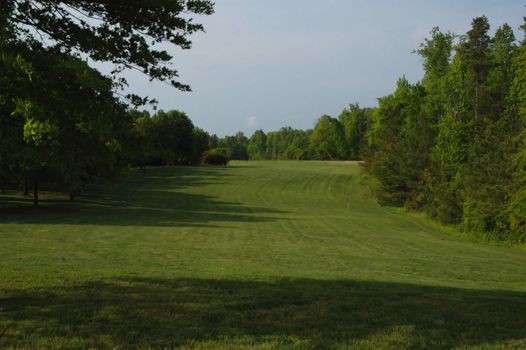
[0,161,525,349]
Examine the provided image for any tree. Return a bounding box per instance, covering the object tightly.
[151,110,196,165]
[309,115,346,160]
[338,103,372,160]
[367,78,426,206]
[457,16,492,121]
[461,23,519,234]
[1,1,214,204]
[364,15,526,242]
[3,0,214,94]
[220,132,249,160]
[416,27,455,213]
[190,128,211,165]
[247,130,267,160]
[506,18,526,241]
[0,41,130,204]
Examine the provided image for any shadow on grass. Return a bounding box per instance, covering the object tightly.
[1,277,525,349]
[0,166,285,228]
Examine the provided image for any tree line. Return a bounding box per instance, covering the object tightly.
[217,16,526,243]
[0,0,214,204]
[365,17,526,242]
[217,104,373,161]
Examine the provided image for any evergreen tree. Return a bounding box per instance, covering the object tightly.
[506,18,526,241]
[462,23,519,234]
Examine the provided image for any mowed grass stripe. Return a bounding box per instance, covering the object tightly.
[1,161,526,349]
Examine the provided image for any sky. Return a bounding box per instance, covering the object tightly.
[123,0,525,137]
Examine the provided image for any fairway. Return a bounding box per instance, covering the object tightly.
[1,161,525,349]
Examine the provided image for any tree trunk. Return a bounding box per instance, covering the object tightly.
[33,180,39,206]
[23,179,29,197]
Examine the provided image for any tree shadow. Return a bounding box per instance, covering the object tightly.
[0,166,286,228]
[1,277,525,349]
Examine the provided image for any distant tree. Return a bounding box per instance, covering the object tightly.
[338,103,372,160]
[190,128,211,165]
[221,132,249,160]
[202,149,229,166]
[208,134,220,149]
[152,110,195,165]
[126,110,154,166]
[309,115,346,160]
[125,109,209,167]
[247,130,267,160]
[283,129,312,160]
[263,127,312,160]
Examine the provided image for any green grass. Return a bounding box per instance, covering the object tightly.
[1,161,525,349]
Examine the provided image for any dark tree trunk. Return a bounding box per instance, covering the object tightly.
[23,179,29,197]
[33,180,39,206]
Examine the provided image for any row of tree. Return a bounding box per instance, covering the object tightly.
[219,105,373,161]
[0,0,214,204]
[127,110,211,167]
[365,17,526,242]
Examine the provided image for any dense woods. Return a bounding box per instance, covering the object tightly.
[366,17,526,242]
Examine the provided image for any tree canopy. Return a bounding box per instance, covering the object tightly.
[1,1,215,204]
[2,0,214,93]
[365,16,526,242]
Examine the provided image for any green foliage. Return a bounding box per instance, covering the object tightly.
[236,110,373,162]
[4,0,214,93]
[506,19,526,241]
[309,115,346,160]
[264,127,312,160]
[1,1,214,203]
[220,132,249,160]
[247,129,267,160]
[368,78,427,206]
[366,16,526,242]
[461,23,519,235]
[202,148,230,165]
[0,40,130,201]
[338,104,373,160]
[127,109,211,167]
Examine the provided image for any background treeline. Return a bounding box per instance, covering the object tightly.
[219,104,373,161]
[365,17,526,242]
[127,109,211,167]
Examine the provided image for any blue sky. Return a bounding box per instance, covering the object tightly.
[124,0,525,136]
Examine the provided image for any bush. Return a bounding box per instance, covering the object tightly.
[202,149,229,166]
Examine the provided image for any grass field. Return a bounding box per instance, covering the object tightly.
[1,161,525,349]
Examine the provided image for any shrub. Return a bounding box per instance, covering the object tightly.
[202,149,229,166]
